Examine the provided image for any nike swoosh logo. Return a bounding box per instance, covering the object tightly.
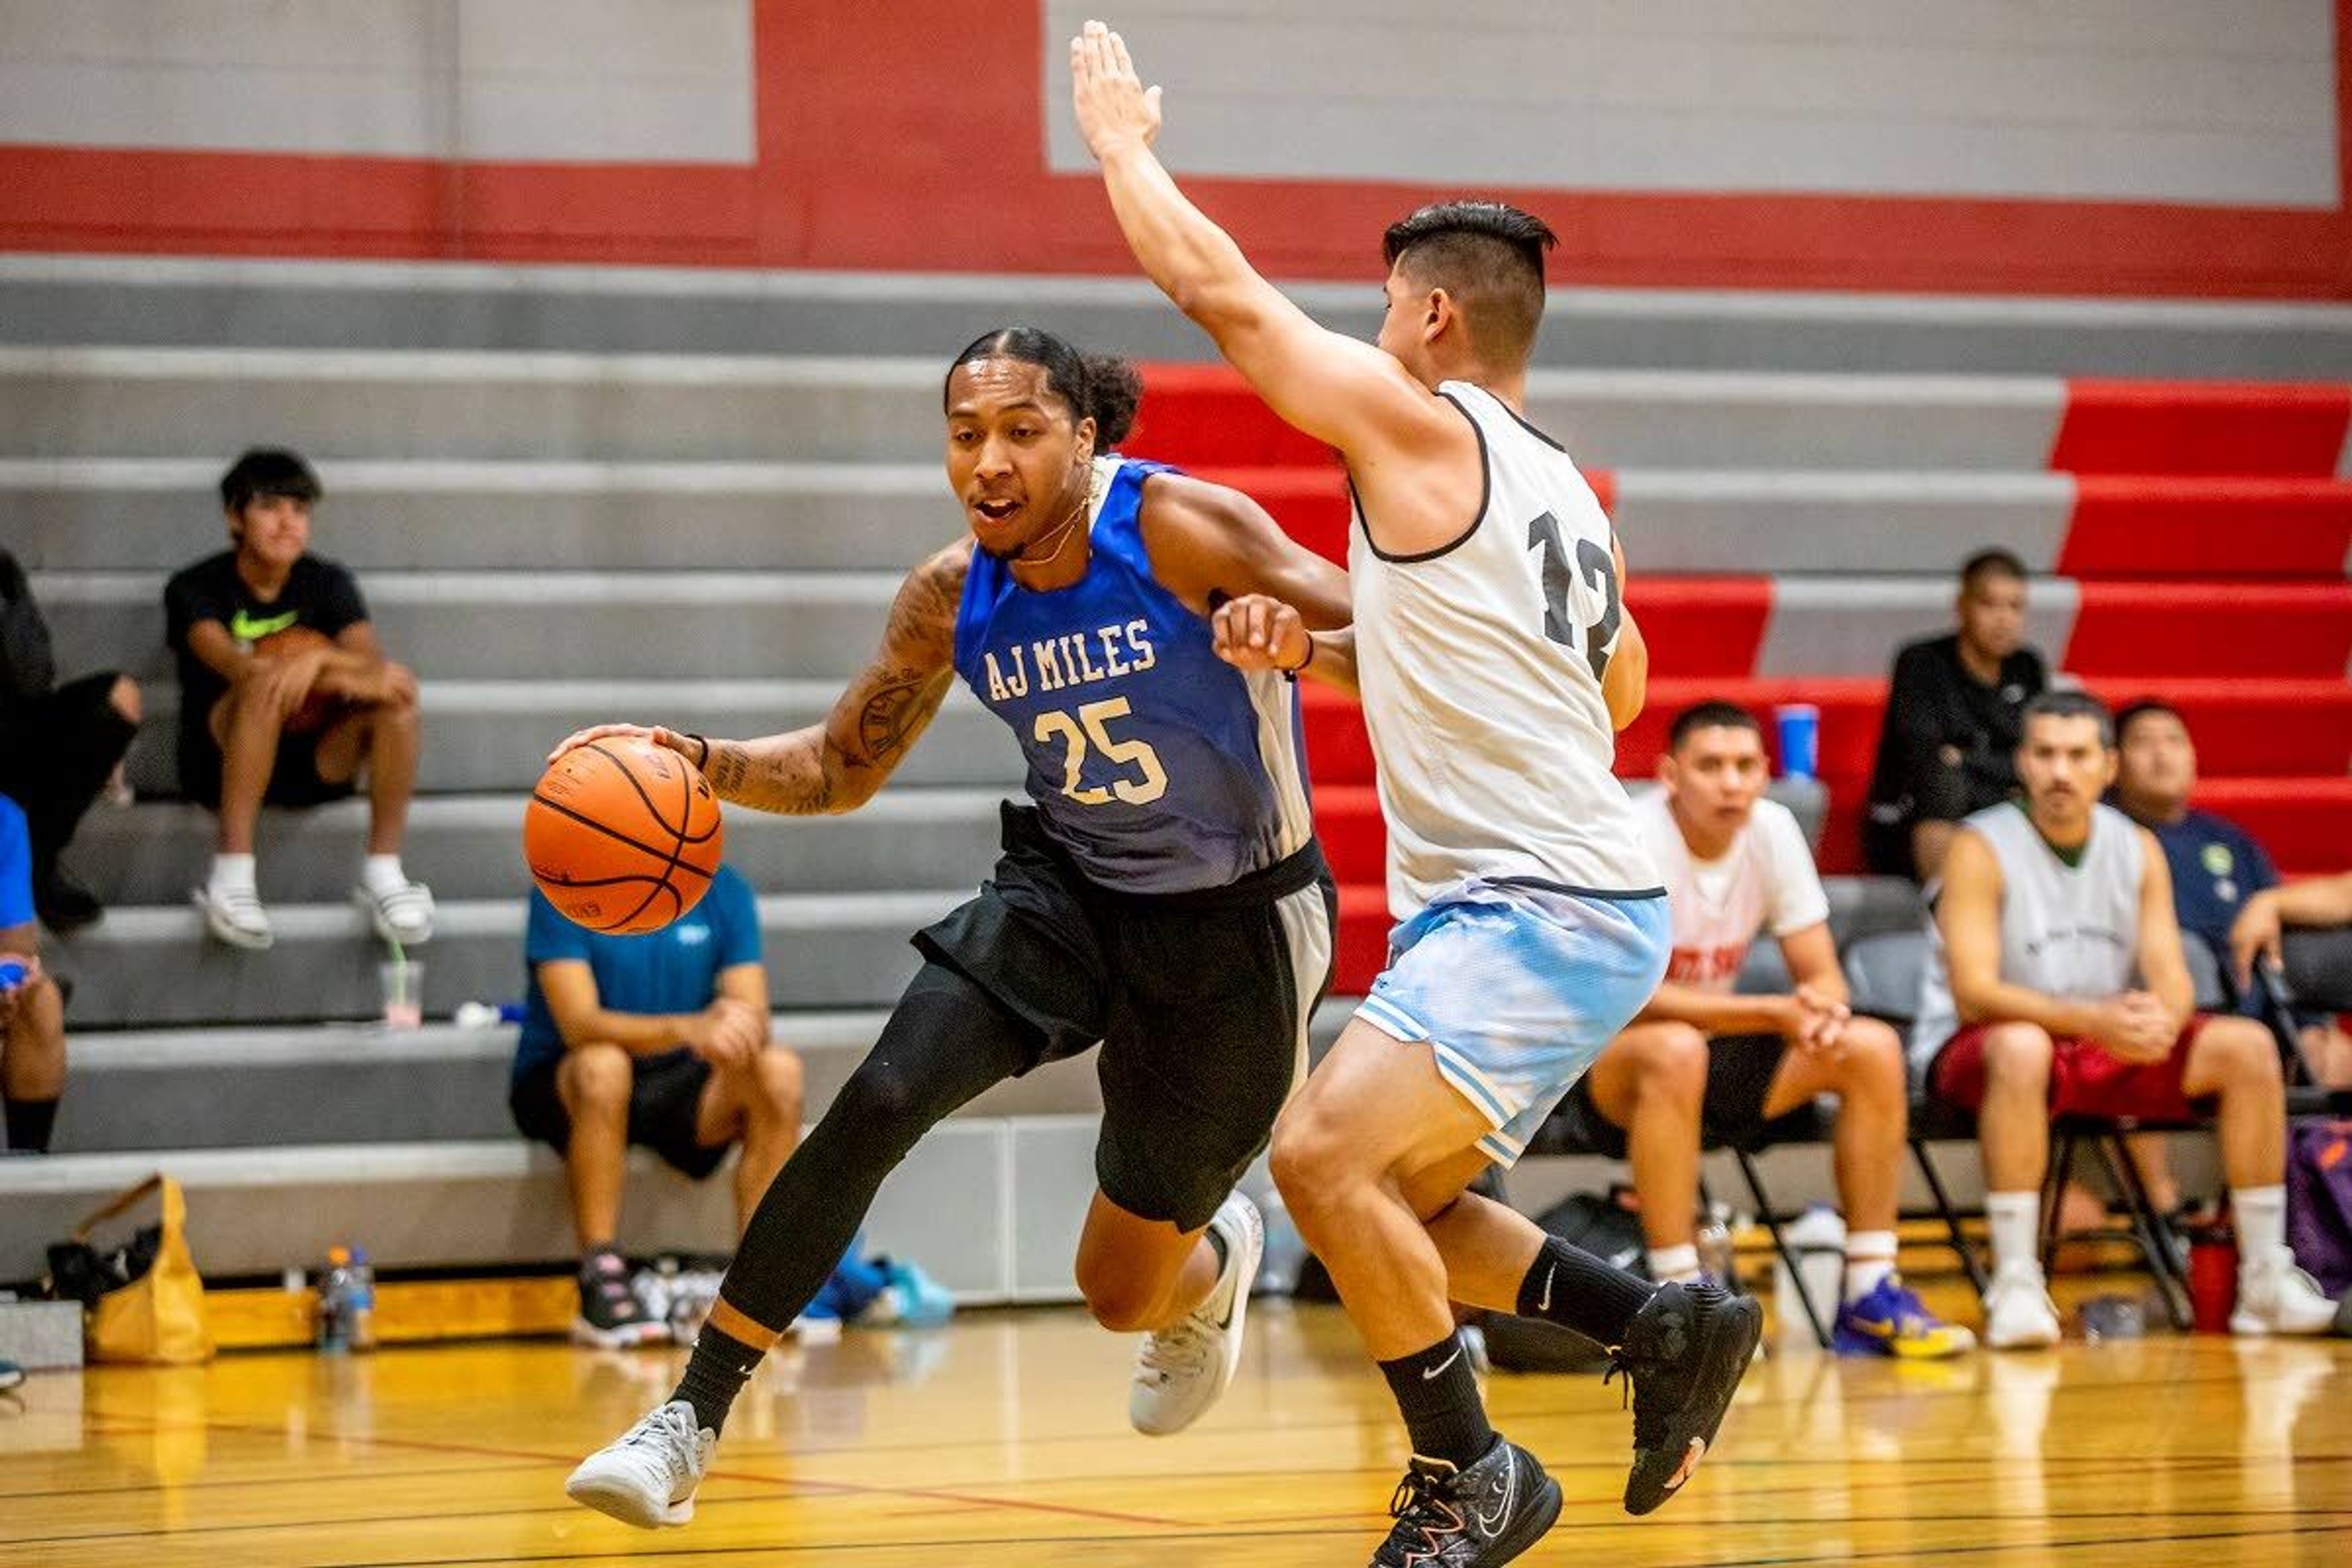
[1421,1346,1464,1381]
[1473,1452,1518,1534]
[1537,1262,1556,1314]
[229,609,300,642]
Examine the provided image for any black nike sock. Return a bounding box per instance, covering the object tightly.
[671,1322,764,1436]
[3,1096,58,1155]
[1378,1332,1494,1468]
[1517,1234,1657,1347]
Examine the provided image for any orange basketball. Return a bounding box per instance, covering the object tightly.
[254,625,341,734]
[524,736,724,935]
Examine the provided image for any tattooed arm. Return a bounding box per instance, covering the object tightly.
[548,542,970,816]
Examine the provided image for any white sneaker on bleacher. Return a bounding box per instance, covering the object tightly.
[565,1399,712,1528]
[2231,1247,2339,1336]
[194,883,273,950]
[1981,1262,2062,1349]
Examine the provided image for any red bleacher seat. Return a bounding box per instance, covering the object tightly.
[2051,382,2352,477]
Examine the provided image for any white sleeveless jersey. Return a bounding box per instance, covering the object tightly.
[1911,801,2146,1068]
[1347,379,1659,916]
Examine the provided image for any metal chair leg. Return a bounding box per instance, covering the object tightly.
[1734,1147,1831,1349]
[2039,1130,2077,1275]
[1910,1137,1987,1296]
[2094,1133,2193,1331]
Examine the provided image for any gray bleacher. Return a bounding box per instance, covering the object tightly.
[6,259,2332,1292]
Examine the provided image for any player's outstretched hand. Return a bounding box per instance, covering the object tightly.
[1213,594,1309,674]
[546,723,692,767]
[1071,18,1161,160]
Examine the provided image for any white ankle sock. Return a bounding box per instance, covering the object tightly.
[208,853,257,895]
[361,854,411,897]
[1843,1232,1898,1302]
[1647,1243,1702,1284]
[1985,1191,2042,1278]
[2235,1186,2287,1274]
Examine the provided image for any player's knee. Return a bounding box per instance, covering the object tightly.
[1980,1022,2053,1090]
[832,1059,932,1147]
[1630,1023,1708,1106]
[753,1047,804,1120]
[1268,1104,1352,1221]
[2204,1018,2279,1092]
[1076,1259,1165,1334]
[1841,1018,1908,1097]
[561,1044,633,1114]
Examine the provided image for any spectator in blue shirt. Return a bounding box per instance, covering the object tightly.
[510,863,802,1348]
[2112,699,2352,1178]
[0,797,67,1153]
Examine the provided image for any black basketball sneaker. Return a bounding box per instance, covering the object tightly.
[1608,1278,1763,1515]
[1370,1436,1562,1566]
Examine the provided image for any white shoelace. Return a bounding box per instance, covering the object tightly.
[1137,1319,1214,1382]
[619,1404,699,1480]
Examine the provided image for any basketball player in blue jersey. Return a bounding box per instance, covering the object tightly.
[554,327,1346,1529]
[1076,23,1761,1564]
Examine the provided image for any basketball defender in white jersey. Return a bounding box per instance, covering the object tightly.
[1076,24,1760,1564]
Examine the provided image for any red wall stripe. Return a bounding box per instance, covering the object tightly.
[2049,382,2352,477]
[1,0,2347,298]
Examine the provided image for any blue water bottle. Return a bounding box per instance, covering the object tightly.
[0,957,28,995]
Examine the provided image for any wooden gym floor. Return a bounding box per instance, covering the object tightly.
[4,1304,2348,1567]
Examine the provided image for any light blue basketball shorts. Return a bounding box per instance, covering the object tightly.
[1355,878,1671,1167]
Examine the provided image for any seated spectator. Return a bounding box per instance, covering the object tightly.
[0,797,66,1154]
[1864,549,2047,882]
[1553,703,1972,1357]
[1914,692,2338,1348]
[2112,698,2351,1088]
[0,548,140,932]
[2230,870,2352,1087]
[511,861,804,1348]
[164,450,431,950]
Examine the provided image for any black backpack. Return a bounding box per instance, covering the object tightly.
[0,549,57,703]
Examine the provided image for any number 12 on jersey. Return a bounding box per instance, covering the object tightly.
[1526,511,1622,680]
[1034,696,1169,807]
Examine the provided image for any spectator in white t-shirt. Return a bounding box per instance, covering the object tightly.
[1551,703,1974,1357]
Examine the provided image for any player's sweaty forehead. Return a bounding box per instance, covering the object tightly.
[946,357,1070,423]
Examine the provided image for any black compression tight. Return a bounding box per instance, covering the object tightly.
[715,962,1037,1331]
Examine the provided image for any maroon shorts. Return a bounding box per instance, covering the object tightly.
[1928,1014,2215,1123]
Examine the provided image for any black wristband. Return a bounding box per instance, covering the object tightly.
[682,732,711,770]
[1282,635,1316,682]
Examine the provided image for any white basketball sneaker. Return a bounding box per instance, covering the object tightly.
[564,1400,714,1528]
[2230,1246,2340,1336]
[1981,1261,2062,1350]
[1129,1191,1263,1436]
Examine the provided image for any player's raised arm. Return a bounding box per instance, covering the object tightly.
[549,543,967,816]
[1070,22,1439,462]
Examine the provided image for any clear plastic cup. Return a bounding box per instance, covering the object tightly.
[379,960,424,1030]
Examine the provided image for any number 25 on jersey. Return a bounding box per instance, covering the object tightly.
[1034,696,1169,807]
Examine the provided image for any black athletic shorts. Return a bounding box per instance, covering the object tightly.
[1547,1032,1814,1159]
[916,802,1338,1233]
[176,723,355,810]
[509,1046,729,1181]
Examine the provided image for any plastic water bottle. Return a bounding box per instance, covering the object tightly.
[454,1000,526,1029]
[347,1247,377,1353]
[1774,1206,1846,1347]
[0,957,27,995]
[316,1247,355,1353]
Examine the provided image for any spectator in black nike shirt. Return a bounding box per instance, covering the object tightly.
[1863,549,2047,882]
[164,449,432,952]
